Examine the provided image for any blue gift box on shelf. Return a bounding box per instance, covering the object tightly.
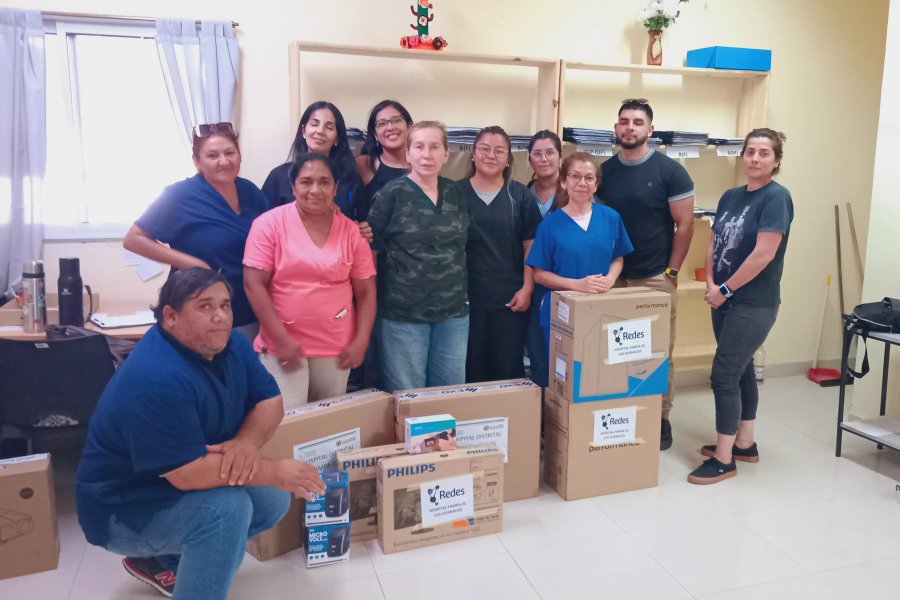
[686,46,771,71]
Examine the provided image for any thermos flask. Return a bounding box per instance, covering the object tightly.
[22,259,47,333]
[58,257,85,326]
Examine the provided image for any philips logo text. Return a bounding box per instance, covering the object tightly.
[386,464,436,478]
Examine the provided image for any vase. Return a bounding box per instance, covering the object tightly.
[647,29,663,66]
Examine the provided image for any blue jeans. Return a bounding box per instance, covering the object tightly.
[710,302,779,435]
[104,486,290,600]
[379,315,469,391]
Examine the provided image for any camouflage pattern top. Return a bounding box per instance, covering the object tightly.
[367,176,469,323]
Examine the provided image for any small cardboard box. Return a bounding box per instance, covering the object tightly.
[404,414,457,454]
[686,46,772,71]
[0,292,99,327]
[305,522,351,568]
[377,445,503,554]
[336,443,407,542]
[246,389,394,561]
[0,454,59,580]
[543,390,661,500]
[549,288,671,403]
[395,379,541,501]
[304,471,349,526]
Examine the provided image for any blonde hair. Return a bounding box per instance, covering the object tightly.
[406,120,449,151]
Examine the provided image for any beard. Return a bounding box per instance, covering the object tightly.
[618,132,648,150]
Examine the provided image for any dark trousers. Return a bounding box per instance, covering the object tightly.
[525,298,548,387]
[466,306,528,383]
[710,302,779,435]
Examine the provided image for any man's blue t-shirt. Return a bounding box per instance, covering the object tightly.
[526,204,634,328]
[75,325,280,546]
[135,174,270,327]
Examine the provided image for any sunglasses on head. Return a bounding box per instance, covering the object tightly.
[621,98,650,105]
[193,122,236,138]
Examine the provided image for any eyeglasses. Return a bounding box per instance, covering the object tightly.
[193,122,236,138]
[621,98,649,105]
[566,172,597,185]
[475,144,509,159]
[528,149,559,160]
[375,116,407,130]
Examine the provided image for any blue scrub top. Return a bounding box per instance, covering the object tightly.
[526,203,634,327]
[135,174,270,327]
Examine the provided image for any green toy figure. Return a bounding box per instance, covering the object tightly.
[400,0,447,51]
[410,1,433,37]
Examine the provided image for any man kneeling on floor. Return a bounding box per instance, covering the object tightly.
[76,268,324,599]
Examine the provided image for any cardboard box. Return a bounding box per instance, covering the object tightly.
[0,292,99,327]
[395,379,541,501]
[404,414,457,454]
[304,471,349,526]
[0,454,59,580]
[377,445,503,554]
[305,522,351,567]
[246,389,394,561]
[686,46,772,71]
[336,443,407,542]
[549,288,671,402]
[544,390,661,500]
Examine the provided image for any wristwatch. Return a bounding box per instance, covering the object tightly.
[719,283,734,298]
[664,267,679,279]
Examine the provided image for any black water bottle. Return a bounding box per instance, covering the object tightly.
[58,257,84,326]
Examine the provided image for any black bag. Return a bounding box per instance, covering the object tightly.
[45,324,135,365]
[846,297,900,378]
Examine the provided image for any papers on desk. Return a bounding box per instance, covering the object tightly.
[90,310,155,329]
[122,250,165,282]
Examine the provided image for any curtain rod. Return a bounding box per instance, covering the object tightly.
[41,11,239,28]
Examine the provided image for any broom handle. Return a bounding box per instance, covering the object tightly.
[846,203,864,287]
[813,274,831,369]
[835,205,845,316]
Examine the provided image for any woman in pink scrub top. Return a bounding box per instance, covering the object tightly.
[244,153,376,409]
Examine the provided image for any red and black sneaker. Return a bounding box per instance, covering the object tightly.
[122,556,176,597]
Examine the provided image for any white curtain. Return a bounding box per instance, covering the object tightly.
[0,8,45,301]
[155,19,239,142]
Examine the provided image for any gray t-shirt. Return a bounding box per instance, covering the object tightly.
[712,180,793,306]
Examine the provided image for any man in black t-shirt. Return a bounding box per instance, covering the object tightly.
[598,100,695,451]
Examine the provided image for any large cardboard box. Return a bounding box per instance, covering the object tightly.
[0,454,59,580]
[377,445,503,554]
[395,379,541,501]
[336,443,407,542]
[247,389,395,561]
[549,288,671,402]
[544,390,661,500]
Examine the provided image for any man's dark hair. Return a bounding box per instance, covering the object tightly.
[151,268,232,321]
[618,99,654,122]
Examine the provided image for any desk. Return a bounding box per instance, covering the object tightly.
[0,303,151,341]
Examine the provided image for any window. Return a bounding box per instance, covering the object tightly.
[44,20,191,239]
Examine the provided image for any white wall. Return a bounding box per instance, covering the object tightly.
[8,0,891,369]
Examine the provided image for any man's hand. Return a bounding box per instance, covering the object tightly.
[206,438,260,486]
[275,459,326,501]
[506,287,531,312]
[358,221,374,244]
[704,286,727,308]
[337,340,367,370]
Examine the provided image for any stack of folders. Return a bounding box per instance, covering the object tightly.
[447,127,531,147]
[562,127,616,145]
[346,127,366,141]
[652,131,709,146]
[707,137,745,146]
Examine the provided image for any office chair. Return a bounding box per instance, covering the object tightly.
[0,335,116,455]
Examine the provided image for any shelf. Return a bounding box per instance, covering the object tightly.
[840,417,900,451]
[292,41,559,68]
[563,60,769,79]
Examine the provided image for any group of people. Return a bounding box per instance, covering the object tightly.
[76,97,792,599]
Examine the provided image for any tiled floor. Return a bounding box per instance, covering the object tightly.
[3,375,900,599]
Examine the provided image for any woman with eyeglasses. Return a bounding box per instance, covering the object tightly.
[262,101,369,221]
[458,126,542,383]
[123,122,270,339]
[356,100,413,197]
[244,153,376,409]
[364,121,469,391]
[526,152,633,361]
[524,130,562,387]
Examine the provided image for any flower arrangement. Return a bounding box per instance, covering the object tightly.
[640,0,687,31]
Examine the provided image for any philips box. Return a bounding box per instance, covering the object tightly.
[336,443,407,542]
[404,414,457,454]
[305,522,351,567]
[549,288,671,403]
[304,470,349,526]
[377,445,503,554]
[0,454,59,581]
[246,389,394,561]
[395,379,541,501]
[686,46,771,71]
[544,390,661,500]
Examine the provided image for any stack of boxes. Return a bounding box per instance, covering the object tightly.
[303,471,351,567]
[544,287,672,500]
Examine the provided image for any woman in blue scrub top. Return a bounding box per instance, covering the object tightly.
[262,101,369,221]
[123,123,270,339]
[526,152,634,358]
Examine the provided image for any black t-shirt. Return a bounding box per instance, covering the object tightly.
[459,178,542,309]
[712,181,793,306]
[598,150,694,279]
[261,162,370,221]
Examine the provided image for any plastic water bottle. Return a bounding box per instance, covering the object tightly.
[754,346,766,384]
